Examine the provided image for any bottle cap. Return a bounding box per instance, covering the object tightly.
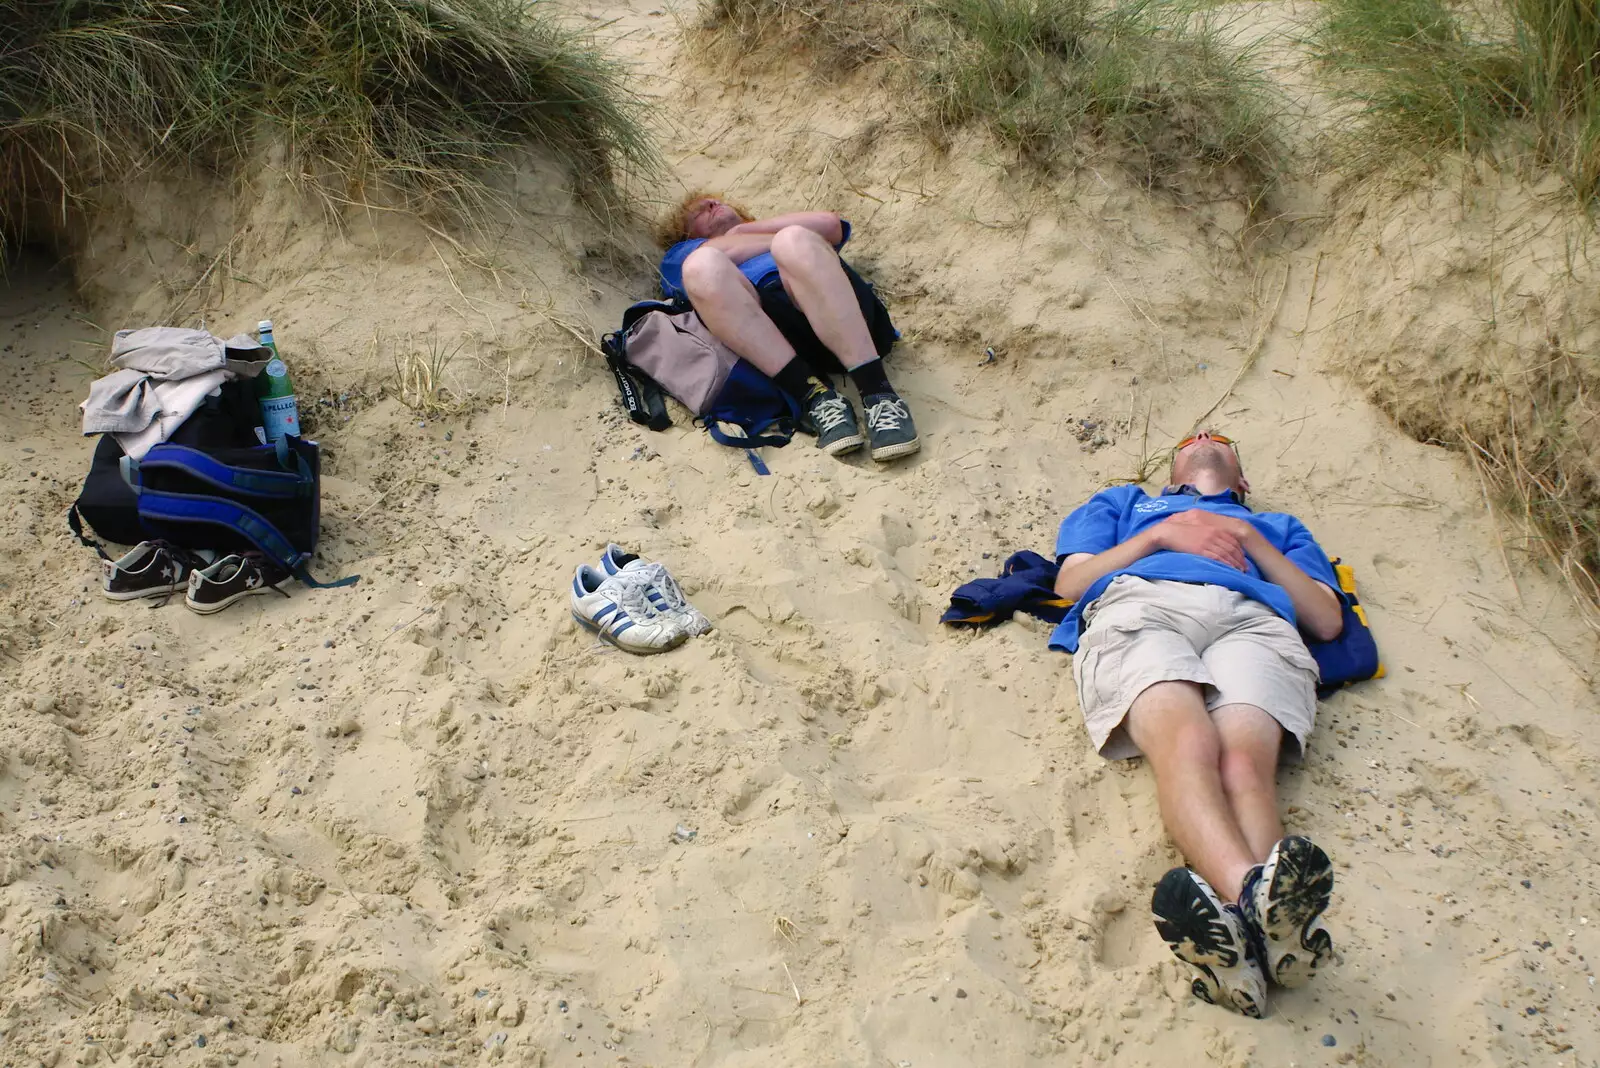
[258,320,274,332]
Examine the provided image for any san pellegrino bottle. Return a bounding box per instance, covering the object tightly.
[256,319,301,443]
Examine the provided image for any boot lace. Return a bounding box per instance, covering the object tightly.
[808,394,852,434]
[866,396,909,432]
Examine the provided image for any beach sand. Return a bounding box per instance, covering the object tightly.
[1,1,1597,1064]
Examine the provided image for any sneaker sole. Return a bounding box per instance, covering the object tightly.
[1151,869,1265,1018]
[103,583,184,602]
[185,585,280,615]
[571,610,685,655]
[1253,837,1335,988]
[869,437,921,462]
[820,433,865,456]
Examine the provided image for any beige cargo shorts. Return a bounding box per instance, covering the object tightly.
[1071,575,1319,761]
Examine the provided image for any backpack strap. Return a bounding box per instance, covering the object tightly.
[67,504,113,561]
[704,417,795,450]
[131,442,312,498]
[132,490,359,589]
[602,332,671,431]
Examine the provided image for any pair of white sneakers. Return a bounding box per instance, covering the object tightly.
[569,544,712,655]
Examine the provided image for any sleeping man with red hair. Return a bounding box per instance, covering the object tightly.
[656,193,919,462]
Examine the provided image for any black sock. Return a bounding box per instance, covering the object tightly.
[773,357,830,404]
[848,358,893,399]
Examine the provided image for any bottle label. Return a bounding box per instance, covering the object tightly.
[265,358,287,378]
[261,394,300,442]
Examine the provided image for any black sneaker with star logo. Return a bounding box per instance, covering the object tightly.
[184,553,292,615]
[102,541,198,601]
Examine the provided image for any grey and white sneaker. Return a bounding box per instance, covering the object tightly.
[863,392,920,461]
[102,541,197,601]
[598,544,712,636]
[185,553,291,614]
[1239,836,1335,988]
[1152,867,1267,1017]
[803,389,865,456]
[570,564,687,654]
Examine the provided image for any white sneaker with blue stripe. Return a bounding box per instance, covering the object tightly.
[599,544,713,636]
[570,564,687,654]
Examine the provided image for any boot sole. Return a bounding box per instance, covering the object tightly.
[103,583,185,602]
[869,438,921,462]
[1252,836,1335,988]
[185,584,281,615]
[819,433,865,456]
[1151,868,1266,1017]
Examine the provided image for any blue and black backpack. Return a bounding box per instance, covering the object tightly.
[70,378,356,588]
[601,298,802,450]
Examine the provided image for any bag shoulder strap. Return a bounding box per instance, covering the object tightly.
[135,443,312,498]
[704,417,795,450]
[134,490,359,589]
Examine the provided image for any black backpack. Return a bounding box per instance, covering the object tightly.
[70,378,356,588]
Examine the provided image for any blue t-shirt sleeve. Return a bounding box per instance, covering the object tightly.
[658,239,706,300]
[837,219,852,249]
[1277,518,1339,590]
[1055,488,1128,563]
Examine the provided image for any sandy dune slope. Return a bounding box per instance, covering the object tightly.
[0,1,1596,1065]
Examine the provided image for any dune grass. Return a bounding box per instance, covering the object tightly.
[701,0,1283,204]
[1316,0,1600,202]
[0,0,657,249]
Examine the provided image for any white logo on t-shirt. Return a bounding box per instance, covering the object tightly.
[1133,499,1168,514]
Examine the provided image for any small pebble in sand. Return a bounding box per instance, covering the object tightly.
[955,988,967,999]
[557,1000,569,1013]
[1321,1035,1336,1047]
[1066,292,1085,309]
[195,1035,207,1048]
[1522,879,1533,888]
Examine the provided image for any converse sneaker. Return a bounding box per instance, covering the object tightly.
[803,389,865,456]
[185,553,291,614]
[570,564,687,654]
[1239,836,1335,988]
[1152,867,1267,1017]
[862,393,920,461]
[598,545,712,636]
[102,541,197,601]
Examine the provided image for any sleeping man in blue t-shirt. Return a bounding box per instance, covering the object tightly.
[1050,430,1342,1018]
[656,192,918,462]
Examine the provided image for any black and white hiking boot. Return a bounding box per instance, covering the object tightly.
[1239,836,1336,989]
[863,392,920,462]
[184,553,292,615]
[102,541,196,601]
[803,389,865,456]
[1152,867,1268,1017]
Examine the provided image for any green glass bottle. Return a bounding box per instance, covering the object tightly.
[256,319,300,442]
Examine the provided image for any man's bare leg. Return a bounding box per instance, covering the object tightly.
[1213,703,1284,860]
[680,244,798,377]
[768,225,880,370]
[1124,681,1259,901]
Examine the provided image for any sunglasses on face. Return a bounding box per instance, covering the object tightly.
[1176,432,1236,450]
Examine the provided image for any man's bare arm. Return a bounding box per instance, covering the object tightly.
[1053,511,1252,602]
[701,232,776,263]
[1054,533,1159,602]
[1238,533,1344,640]
[728,212,844,243]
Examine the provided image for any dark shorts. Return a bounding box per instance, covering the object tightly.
[755,259,897,376]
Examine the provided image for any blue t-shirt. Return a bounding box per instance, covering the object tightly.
[1047,485,1339,653]
[658,220,852,301]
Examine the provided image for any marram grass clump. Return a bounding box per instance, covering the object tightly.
[0,0,656,246]
[701,0,1284,205]
[1316,0,1600,202]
